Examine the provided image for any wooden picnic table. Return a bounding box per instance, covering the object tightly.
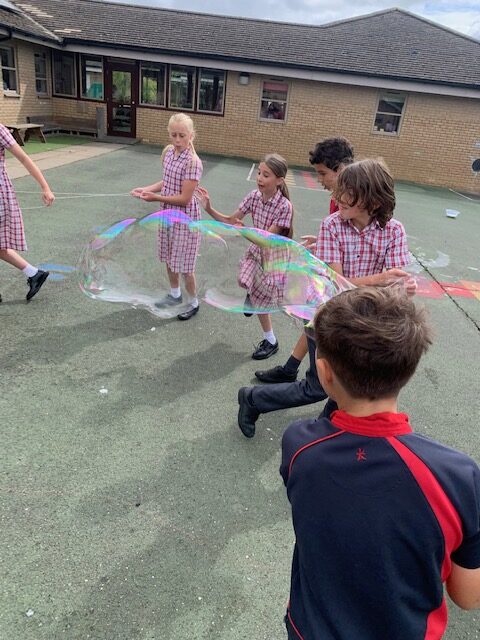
[5,123,46,146]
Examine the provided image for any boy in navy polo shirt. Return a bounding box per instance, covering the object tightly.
[281,287,480,640]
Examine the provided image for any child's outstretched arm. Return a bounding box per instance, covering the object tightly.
[328,263,416,295]
[196,186,243,225]
[8,143,54,205]
[131,181,163,198]
[139,179,198,207]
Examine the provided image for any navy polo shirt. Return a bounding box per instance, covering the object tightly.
[280,410,480,640]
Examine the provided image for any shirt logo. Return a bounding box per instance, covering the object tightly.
[356,448,367,461]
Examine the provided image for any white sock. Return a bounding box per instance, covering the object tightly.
[264,330,276,345]
[22,264,38,278]
[170,287,181,298]
[190,297,199,308]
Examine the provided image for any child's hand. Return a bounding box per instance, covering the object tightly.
[130,187,144,198]
[378,268,409,286]
[300,235,317,251]
[195,186,211,211]
[139,191,159,202]
[42,189,55,206]
[405,277,418,297]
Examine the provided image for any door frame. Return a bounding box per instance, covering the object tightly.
[105,59,138,138]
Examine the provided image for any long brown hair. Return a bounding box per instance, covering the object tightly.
[332,158,395,228]
[263,153,294,238]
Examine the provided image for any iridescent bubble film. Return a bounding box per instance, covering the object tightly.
[79,210,353,320]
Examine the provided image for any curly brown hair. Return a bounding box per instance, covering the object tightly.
[309,137,354,170]
[332,159,395,228]
[314,287,433,400]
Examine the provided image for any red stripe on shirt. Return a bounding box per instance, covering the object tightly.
[387,437,463,640]
[288,430,344,479]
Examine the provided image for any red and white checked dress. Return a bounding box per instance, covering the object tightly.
[316,211,411,277]
[0,124,26,251]
[157,147,203,273]
[237,188,293,309]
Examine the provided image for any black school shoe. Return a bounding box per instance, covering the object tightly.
[255,365,297,383]
[252,339,279,360]
[244,294,253,318]
[177,305,199,321]
[26,270,49,301]
[238,387,260,438]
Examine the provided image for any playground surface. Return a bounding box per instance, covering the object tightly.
[1,142,479,639]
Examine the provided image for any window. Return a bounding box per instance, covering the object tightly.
[140,63,166,107]
[80,54,103,100]
[198,68,225,114]
[52,51,76,97]
[373,92,406,135]
[260,80,288,121]
[169,65,195,110]
[1,45,18,92]
[34,52,48,96]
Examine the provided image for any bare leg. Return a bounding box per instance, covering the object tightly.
[166,265,180,289]
[0,248,29,271]
[291,332,308,362]
[258,313,272,332]
[183,273,197,298]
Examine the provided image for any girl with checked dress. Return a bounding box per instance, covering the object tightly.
[131,113,203,321]
[197,153,293,360]
[0,123,55,304]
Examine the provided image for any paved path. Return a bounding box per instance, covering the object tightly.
[6,142,126,179]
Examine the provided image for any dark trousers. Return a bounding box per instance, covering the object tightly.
[251,334,337,416]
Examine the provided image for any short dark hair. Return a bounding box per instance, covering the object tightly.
[314,287,432,400]
[309,137,354,171]
[332,158,395,228]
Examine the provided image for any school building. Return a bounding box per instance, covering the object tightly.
[1,0,479,193]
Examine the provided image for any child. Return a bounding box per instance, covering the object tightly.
[131,113,202,321]
[281,287,480,639]
[238,158,415,437]
[255,136,354,384]
[198,153,293,359]
[0,123,55,303]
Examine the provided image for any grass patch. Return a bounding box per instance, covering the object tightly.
[21,134,92,155]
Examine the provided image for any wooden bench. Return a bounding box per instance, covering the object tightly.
[5,123,46,146]
[27,115,97,137]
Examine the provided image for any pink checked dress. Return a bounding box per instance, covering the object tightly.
[237,188,293,309]
[0,124,26,251]
[157,146,203,273]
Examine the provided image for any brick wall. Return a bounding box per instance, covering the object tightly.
[2,41,479,194]
[0,39,53,122]
[137,72,480,194]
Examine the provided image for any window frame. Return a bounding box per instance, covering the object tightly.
[52,50,77,98]
[139,61,166,108]
[34,51,49,97]
[1,44,19,94]
[168,64,196,111]
[372,91,407,136]
[197,67,226,115]
[79,53,104,101]
[258,78,289,123]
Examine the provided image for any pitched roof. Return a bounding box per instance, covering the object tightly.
[0,4,58,41]
[5,0,480,89]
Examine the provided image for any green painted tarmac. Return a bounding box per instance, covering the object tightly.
[1,145,479,639]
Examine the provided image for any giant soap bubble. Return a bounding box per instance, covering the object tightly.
[79,210,353,320]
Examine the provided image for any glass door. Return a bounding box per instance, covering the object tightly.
[106,61,137,137]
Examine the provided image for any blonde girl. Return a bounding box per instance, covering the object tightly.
[131,113,203,321]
